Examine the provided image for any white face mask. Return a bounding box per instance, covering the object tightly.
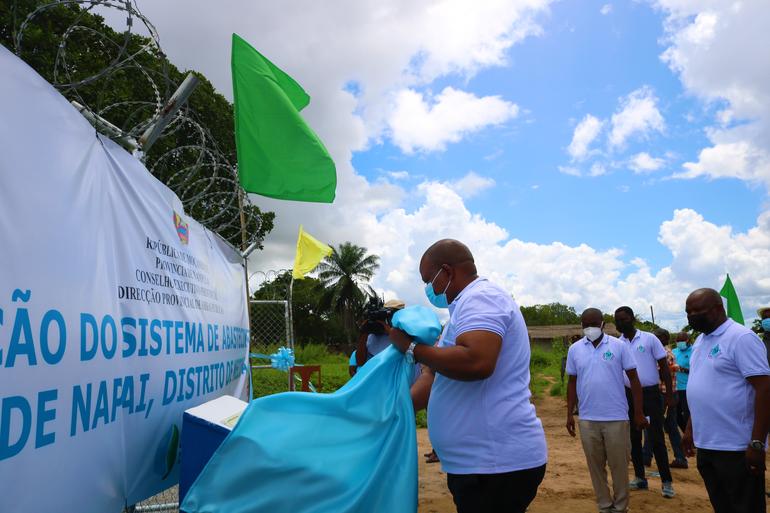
[583,326,603,341]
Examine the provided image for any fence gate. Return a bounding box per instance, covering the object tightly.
[249,299,294,391]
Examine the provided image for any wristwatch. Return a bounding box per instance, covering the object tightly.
[749,440,766,451]
[405,342,417,364]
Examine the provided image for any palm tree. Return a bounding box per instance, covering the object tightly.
[317,242,380,344]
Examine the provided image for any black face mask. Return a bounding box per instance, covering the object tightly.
[615,320,633,332]
[687,314,710,333]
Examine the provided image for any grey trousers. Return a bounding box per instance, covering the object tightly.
[579,420,630,513]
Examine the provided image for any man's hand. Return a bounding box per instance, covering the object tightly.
[746,447,766,476]
[566,414,576,437]
[386,325,412,353]
[665,393,678,409]
[633,414,649,431]
[682,425,696,457]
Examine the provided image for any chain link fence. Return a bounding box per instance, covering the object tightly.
[249,299,294,394]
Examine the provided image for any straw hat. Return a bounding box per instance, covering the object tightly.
[757,306,770,317]
[384,299,406,309]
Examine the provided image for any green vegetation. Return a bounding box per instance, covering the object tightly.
[529,339,568,399]
[1,0,275,248]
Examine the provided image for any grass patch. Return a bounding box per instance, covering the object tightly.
[529,340,568,399]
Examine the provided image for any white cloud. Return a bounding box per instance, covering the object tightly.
[388,87,519,153]
[447,171,496,198]
[656,0,770,190]
[600,4,613,15]
[609,86,665,148]
[629,152,665,173]
[92,1,770,329]
[568,114,604,160]
[589,162,607,177]
[387,170,410,180]
[558,165,582,176]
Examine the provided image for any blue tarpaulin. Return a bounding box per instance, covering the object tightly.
[180,306,441,513]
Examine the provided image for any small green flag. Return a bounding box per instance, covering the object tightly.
[719,274,745,325]
[231,33,336,203]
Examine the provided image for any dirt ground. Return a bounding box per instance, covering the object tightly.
[416,392,766,513]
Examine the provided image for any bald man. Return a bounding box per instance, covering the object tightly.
[682,288,770,513]
[387,239,547,513]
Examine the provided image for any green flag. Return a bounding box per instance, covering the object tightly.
[719,274,745,325]
[231,33,336,202]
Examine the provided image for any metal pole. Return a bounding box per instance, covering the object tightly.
[139,73,199,152]
[287,277,295,391]
[650,305,655,327]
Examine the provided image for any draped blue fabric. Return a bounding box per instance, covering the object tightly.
[180,306,441,513]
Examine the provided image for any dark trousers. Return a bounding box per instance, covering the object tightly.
[643,403,686,461]
[627,387,672,482]
[676,389,690,432]
[697,448,766,513]
[447,464,546,513]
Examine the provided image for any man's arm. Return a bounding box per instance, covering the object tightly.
[682,417,695,457]
[566,374,577,437]
[625,368,649,430]
[388,328,502,381]
[657,357,677,408]
[745,375,770,475]
[410,366,435,412]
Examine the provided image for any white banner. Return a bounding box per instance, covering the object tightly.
[0,46,250,512]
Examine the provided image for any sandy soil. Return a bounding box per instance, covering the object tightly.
[416,392,766,513]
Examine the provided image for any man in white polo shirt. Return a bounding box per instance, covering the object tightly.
[682,288,770,513]
[614,305,675,498]
[387,239,547,513]
[566,307,647,513]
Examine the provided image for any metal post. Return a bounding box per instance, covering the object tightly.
[139,73,199,152]
[287,277,295,391]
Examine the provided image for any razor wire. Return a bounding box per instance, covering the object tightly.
[11,0,265,249]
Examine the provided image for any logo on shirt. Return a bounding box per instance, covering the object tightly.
[637,345,645,353]
[708,344,722,359]
[602,350,615,361]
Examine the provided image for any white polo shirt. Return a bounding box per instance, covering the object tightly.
[620,330,667,388]
[427,278,547,474]
[566,334,637,421]
[688,319,770,451]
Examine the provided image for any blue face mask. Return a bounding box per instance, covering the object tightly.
[425,268,451,309]
[677,341,688,350]
[762,318,770,332]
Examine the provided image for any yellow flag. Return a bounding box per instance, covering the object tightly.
[292,225,332,279]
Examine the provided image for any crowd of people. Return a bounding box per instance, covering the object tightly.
[375,238,769,513]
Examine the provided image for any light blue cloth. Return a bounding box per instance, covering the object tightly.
[672,345,692,390]
[181,306,442,513]
[391,305,442,345]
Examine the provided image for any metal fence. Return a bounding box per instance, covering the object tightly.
[249,299,294,391]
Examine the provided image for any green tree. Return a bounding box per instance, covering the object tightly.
[1,1,275,248]
[317,243,380,344]
[520,303,581,326]
[251,271,346,346]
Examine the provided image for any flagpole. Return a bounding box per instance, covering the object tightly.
[288,276,296,391]
[236,171,255,401]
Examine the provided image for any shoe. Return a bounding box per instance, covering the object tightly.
[662,481,675,498]
[629,477,648,490]
[670,459,688,469]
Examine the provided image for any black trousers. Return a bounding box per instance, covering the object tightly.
[627,386,672,482]
[697,448,766,513]
[446,464,546,513]
[676,389,690,432]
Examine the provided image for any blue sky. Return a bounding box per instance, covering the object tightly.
[110,0,770,328]
[353,0,763,274]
